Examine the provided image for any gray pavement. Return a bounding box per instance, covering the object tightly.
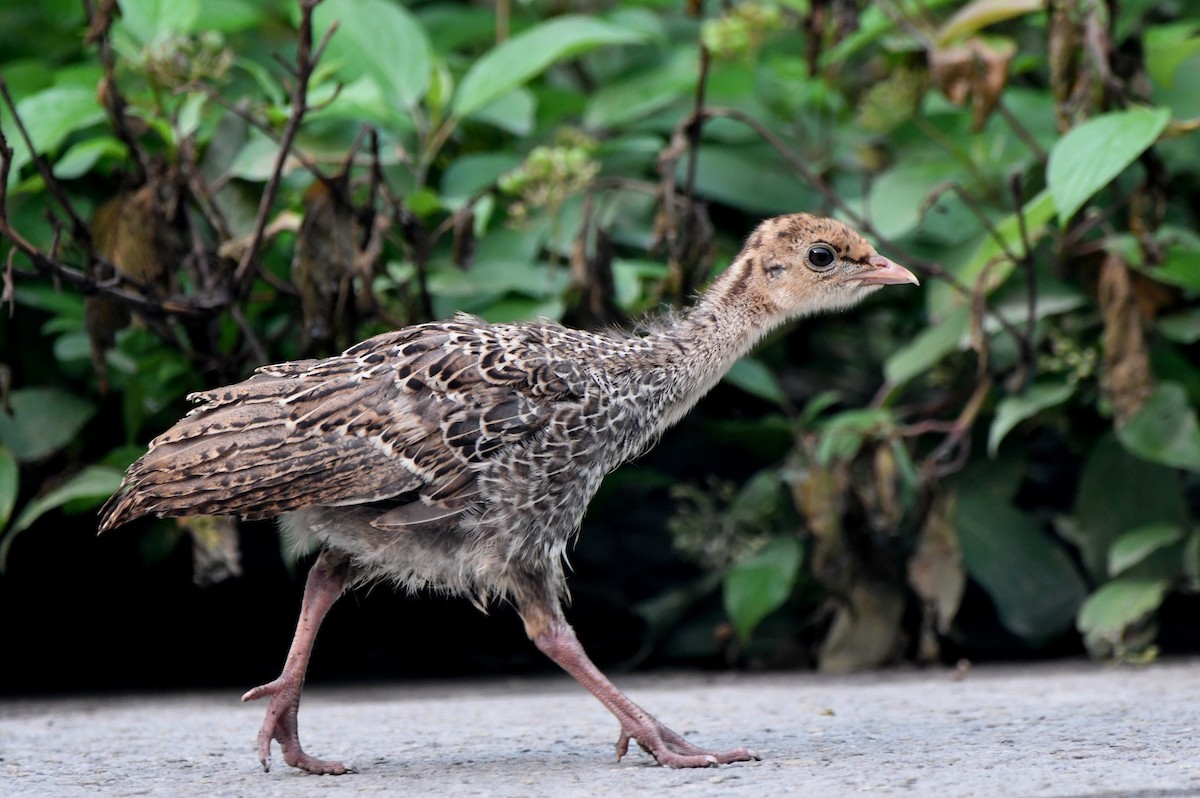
[2,660,1198,797]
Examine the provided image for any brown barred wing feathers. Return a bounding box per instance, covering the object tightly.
[98,320,582,531]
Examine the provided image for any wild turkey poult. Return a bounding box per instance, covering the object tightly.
[100,212,919,774]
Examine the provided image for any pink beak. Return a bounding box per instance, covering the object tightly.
[852,255,920,286]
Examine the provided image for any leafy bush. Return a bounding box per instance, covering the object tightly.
[1,0,1197,672]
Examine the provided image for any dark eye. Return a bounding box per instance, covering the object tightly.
[806,245,836,270]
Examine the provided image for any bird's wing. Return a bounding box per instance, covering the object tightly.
[99,319,591,529]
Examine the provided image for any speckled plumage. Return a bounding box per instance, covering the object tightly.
[99,213,918,775]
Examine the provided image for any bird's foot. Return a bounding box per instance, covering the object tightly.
[615,718,759,768]
[241,677,352,775]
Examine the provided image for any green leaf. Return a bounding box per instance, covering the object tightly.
[612,258,663,309]
[1109,523,1185,577]
[1143,245,1200,291]
[728,468,787,520]
[0,446,17,530]
[725,358,788,406]
[116,0,200,44]
[12,284,85,318]
[6,86,105,186]
[440,153,521,201]
[1046,107,1171,224]
[406,186,441,218]
[0,388,96,463]
[866,159,960,240]
[1145,22,1200,89]
[927,190,1056,319]
[10,466,123,534]
[0,465,124,569]
[1117,382,1200,471]
[816,409,893,466]
[52,136,126,179]
[1072,434,1187,580]
[1160,310,1200,344]
[469,88,535,136]
[883,306,968,387]
[477,295,565,324]
[821,0,962,67]
[1076,578,1169,656]
[984,278,1088,331]
[53,330,92,364]
[723,536,802,644]
[227,129,281,182]
[685,145,819,215]
[583,49,696,129]
[427,259,562,299]
[417,5,496,53]
[303,76,415,132]
[799,391,841,428]
[452,16,644,119]
[473,225,543,264]
[313,0,431,107]
[955,461,1088,646]
[176,92,206,137]
[235,54,287,107]
[988,379,1074,456]
[193,0,265,33]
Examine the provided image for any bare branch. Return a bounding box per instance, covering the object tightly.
[7,246,223,318]
[233,0,333,286]
[180,82,351,205]
[1010,174,1037,391]
[0,122,208,317]
[0,77,94,257]
[88,0,148,186]
[229,302,268,364]
[920,377,993,480]
[177,133,232,245]
[996,101,1048,161]
[921,180,1022,264]
[3,248,14,315]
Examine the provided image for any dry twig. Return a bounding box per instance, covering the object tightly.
[233,0,335,287]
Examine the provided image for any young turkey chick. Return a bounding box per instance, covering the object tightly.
[101,212,918,774]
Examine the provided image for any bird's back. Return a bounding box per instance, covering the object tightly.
[99,317,611,536]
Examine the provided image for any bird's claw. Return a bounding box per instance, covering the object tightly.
[242,677,351,775]
[615,720,760,768]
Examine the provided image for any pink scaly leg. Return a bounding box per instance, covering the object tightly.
[522,593,758,768]
[242,549,351,775]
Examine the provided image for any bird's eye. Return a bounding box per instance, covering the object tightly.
[806,245,836,271]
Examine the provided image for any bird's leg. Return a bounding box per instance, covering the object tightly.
[519,592,759,768]
[242,549,351,775]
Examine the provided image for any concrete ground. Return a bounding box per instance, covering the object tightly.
[2,660,1197,798]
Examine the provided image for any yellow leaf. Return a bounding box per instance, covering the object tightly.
[936,0,1044,46]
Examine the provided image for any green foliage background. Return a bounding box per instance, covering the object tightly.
[1,0,1199,682]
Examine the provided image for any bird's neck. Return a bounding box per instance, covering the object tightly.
[638,260,784,430]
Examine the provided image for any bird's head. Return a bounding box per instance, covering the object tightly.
[716,213,919,323]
